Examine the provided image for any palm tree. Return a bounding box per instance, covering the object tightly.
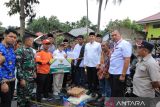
[97,0,122,33]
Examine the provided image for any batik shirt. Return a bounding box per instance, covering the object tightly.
[15,46,36,81]
[0,43,16,81]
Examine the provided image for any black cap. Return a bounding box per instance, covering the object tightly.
[89,32,95,36]
[138,41,154,52]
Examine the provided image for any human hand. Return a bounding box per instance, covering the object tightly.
[151,81,160,89]
[33,72,37,78]
[49,59,54,64]
[1,82,9,93]
[20,79,26,87]
[119,74,126,82]
[0,54,5,65]
[96,64,100,69]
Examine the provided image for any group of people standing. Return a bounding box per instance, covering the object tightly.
[0,28,160,107]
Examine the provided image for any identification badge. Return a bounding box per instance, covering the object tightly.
[9,73,12,76]
[9,61,12,65]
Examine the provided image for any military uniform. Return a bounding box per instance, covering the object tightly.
[16,46,36,107]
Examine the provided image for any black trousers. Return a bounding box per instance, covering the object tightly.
[48,74,53,93]
[0,81,15,107]
[75,67,86,87]
[71,65,75,84]
[109,74,127,97]
[36,73,49,102]
[62,73,69,88]
[86,67,98,93]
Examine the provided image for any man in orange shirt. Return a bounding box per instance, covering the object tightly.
[35,39,53,102]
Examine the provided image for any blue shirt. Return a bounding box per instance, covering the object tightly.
[64,48,71,54]
[0,43,16,81]
[109,39,132,74]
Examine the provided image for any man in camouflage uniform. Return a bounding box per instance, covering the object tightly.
[16,34,36,107]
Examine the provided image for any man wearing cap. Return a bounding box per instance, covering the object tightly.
[35,39,53,102]
[16,34,36,107]
[109,30,132,97]
[133,41,160,97]
[96,34,102,43]
[84,32,102,97]
[52,43,66,99]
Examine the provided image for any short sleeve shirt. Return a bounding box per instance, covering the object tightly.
[133,54,160,97]
[109,39,132,74]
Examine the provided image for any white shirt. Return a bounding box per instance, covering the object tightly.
[109,39,132,74]
[73,44,84,67]
[53,49,66,59]
[84,41,101,67]
[67,48,74,59]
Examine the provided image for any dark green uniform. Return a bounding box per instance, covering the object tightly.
[16,46,36,107]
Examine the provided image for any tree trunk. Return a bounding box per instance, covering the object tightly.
[86,0,89,35]
[20,0,25,38]
[97,0,103,34]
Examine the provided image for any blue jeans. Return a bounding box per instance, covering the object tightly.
[99,78,111,97]
[75,67,86,87]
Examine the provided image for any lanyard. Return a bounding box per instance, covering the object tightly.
[112,39,122,54]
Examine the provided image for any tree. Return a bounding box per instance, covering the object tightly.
[97,0,122,33]
[27,16,95,33]
[27,16,49,33]
[76,16,91,28]
[0,22,5,33]
[5,0,39,37]
[106,18,143,32]
[27,16,63,33]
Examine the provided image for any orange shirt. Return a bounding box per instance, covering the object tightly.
[35,50,53,74]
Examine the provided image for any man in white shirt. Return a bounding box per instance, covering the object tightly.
[109,30,132,97]
[52,43,67,99]
[84,32,102,97]
[73,35,86,87]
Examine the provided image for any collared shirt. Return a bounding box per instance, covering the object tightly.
[73,44,84,67]
[64,48,71,54]
[84,41,101,67]
[67,48,74,59]
[133,54,160,98]
[0,43,16,81]
[53,49,66,59]
[109,39,132,74]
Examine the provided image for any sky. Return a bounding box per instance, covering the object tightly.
[0,0,160,30]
